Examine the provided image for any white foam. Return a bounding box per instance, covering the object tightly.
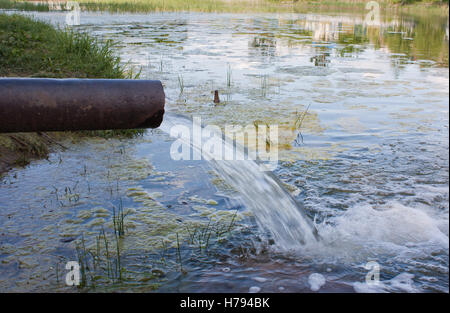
[353,273,419,293]
[249,286,261,293]
[308,273,326,291]
[253,277,268,283]
[316,201,448,252]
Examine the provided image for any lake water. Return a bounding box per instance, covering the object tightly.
[0,9,448,292]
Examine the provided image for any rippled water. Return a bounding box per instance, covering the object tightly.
[0,9,448,292]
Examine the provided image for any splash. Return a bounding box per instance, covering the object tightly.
[159,113,319,250]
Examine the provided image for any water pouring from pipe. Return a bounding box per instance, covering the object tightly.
[159,113,320,250]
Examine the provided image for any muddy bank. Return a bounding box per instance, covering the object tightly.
[0,133,57,176]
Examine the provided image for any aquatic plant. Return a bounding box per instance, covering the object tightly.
[176,232,183,272]
[73,228,125,289]
[184,210,239,254]
[75,235,92,288]
[159,56,164,72]
[294,104,311,145]
[178,74,185,95]
[260,74,268,97]
[226,63,232,88]
[113,199,127,237]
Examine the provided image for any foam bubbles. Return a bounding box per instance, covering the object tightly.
[253,277,268,283]
[353,273,419,293]
[308,273,326,292]
[249,286,261,293]
[317,201,448,251]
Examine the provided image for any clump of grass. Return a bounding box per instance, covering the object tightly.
[0,13,125,78]
[113,199,127,237]
[176,232,183,272]
[0,14,145,138]
[75,235,92,288]
[99,228,114,279]
[185,210,239,254]
[0,133,49,158]
[64,183,81,204]
[74,228,125,289]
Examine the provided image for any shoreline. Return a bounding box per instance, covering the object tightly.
[0,13,142,177]
[0,0,448,15]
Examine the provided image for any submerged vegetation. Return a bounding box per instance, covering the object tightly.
[0,13,143,175]
[54,194,243,291]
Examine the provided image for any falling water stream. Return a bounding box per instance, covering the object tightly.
[159,113,320,250]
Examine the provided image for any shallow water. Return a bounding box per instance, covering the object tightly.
[0,9,448,292]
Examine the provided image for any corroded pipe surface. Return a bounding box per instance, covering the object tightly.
[0,78,165,133]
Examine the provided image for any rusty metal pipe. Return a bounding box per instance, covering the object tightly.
[0,78,165,133]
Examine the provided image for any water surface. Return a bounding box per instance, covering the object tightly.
[0,9,448,292]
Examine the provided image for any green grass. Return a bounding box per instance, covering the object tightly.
[0,13,125,78]
[113,199,127,237]
[0,0,50,11]
[0,13,146,174]
[0,0,448,14]
[73,228,125,289]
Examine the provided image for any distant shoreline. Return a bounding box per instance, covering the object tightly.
[0,0,448,16]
